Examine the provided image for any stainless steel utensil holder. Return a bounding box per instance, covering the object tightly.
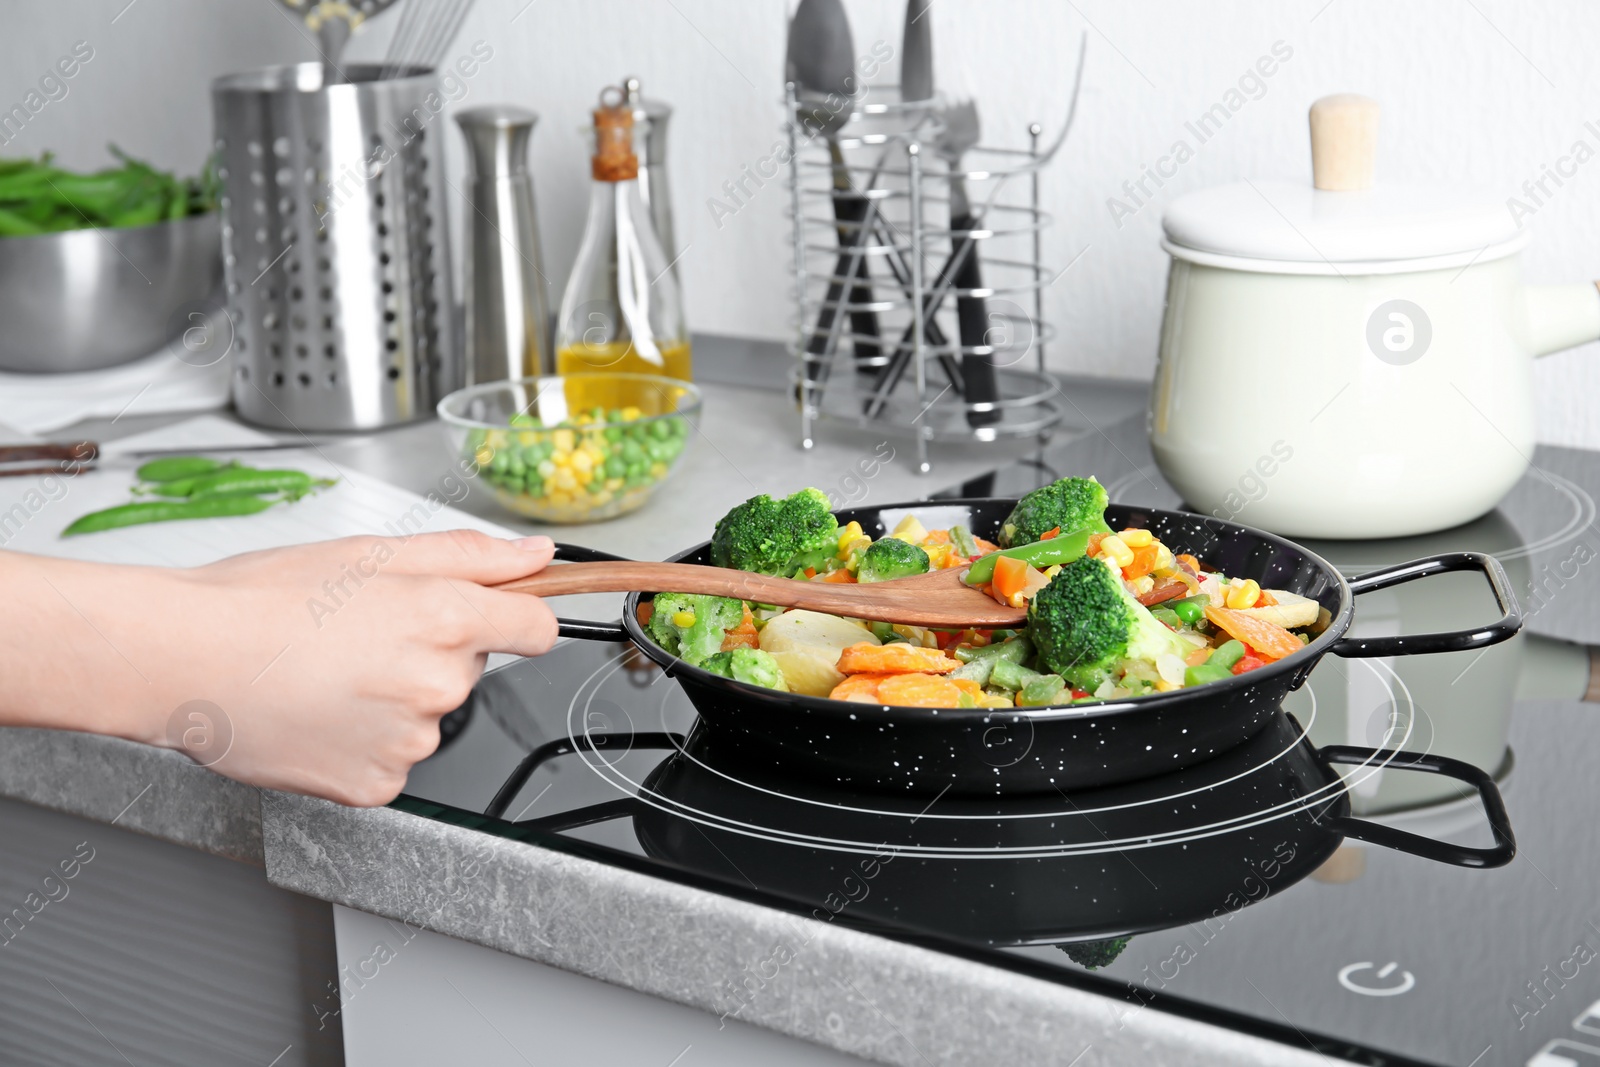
[784,85,1061,474]
[213,62,459,431]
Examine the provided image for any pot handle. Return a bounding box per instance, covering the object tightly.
[549,542,634,643]
[1318,745,1515,868]
[1330,551,1521,659]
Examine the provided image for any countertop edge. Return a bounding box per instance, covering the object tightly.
[259,791,1326,1067]
[0,726,263,865]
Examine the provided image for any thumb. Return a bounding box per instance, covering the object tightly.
[379,529,556,585]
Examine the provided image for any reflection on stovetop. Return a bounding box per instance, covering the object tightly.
[403,413,1600,1067]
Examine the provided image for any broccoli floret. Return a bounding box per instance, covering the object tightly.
[1059,936,1131,970]
[711,488,839,576]
[647,593,745,666]
[857,537,930,583]
[999,476,1112,547]
[1028,556,1189,689]
[701,648,789,691]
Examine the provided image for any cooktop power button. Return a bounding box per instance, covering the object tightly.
[1337,961,1416,997]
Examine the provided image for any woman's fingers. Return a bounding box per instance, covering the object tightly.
[447,579,562,658]
[372,529,556,584]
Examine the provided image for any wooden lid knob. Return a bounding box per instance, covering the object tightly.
[1309,93,1379,191]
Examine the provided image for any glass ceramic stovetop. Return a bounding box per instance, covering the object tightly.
[397,413,1600,1067]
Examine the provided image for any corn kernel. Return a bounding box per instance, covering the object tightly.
[552,429,576,454]
[547,490,571,506]
[620,406,642,421]
[891,514,928,543]
[672,610,696,628]
[554,469,578,492]
[1226,579,1262,609]
[1155,679,1180,692]
[1099,534,1134,568]
[573,467,592,486]
[837,521,864,553]
[1120,528,1153,548]
[570,451,593,474]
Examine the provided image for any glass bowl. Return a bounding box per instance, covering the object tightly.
[438,373,701,524]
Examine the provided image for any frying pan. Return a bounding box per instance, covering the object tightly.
[551,500,1520,796]
[495,710,1514,949]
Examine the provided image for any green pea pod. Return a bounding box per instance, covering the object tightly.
[1018,673,1067,707]
[964,528,1093,586]
[135,456,229,483]
[63,495,276,537]
[187,469,330,500]
[948,524,981,559]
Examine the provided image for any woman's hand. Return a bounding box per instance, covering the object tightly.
[0,530,558,806]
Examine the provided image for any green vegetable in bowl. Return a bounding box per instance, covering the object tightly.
[856,537,929,583]
[999,475,1111,547]
[1059,936,1132,970]
[646,593,744,666]
[0,147,217,237]
[701,648,788,691]
[1028,555,1190,690]
[710,487,838,577]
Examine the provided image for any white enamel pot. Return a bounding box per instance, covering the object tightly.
[1148,94,1600,539]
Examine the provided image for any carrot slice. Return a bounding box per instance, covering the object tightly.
[876,673,964,708]
[974,536,1001,554]
[1040,526,1060,540]
[829,673,892,702]
[1204,605,1302,661]
[1123,543,1160,580]
[993,554,1029,602]
[836,642,958,675]
[819,567,858,583]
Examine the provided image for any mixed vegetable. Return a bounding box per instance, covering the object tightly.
[641,478,1330,708]
[0,149,218,237]
[466,406,689,523]
[62,457,334,536]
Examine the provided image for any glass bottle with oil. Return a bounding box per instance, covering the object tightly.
[555,85,690,393]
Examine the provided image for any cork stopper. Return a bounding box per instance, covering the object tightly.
[1309,93,1379,191]
[592,87,638,183]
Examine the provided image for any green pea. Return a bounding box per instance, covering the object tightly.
[605,425,623,443]
[605,455,626,478]
[509,413,536,428]
[507,456,525,477]
[1169,595,1210,626]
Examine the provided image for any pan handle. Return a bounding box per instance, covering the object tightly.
[1330,551,1521,659]
[550,542,635,642]
[1318,745,1516,868]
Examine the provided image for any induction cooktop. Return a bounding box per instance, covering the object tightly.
[396,413,1600,1067]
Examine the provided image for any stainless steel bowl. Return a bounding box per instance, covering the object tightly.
[0,212,222,374]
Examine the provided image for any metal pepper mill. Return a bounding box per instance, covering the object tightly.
[455,105,551,383]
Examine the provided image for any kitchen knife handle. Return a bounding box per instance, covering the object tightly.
[0,440,97,476]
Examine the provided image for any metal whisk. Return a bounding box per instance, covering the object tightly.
[381,0,478,77]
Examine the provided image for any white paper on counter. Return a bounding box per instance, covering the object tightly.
[0,414,515,567]
[0,349,230,436]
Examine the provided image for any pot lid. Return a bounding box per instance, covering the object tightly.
[1161,94,1522,267]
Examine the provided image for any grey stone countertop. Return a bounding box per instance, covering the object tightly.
[0,341,1329,1064]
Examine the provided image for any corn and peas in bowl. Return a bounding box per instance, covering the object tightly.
[438,373,700,523]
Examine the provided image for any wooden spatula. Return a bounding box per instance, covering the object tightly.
[495,561,1027,628]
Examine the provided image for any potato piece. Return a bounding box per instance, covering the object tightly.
[836,642,958,675]
[758,609,879,657]
[768,650,845,698]
[1239,590,1320,630]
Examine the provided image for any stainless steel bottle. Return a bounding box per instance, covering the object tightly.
[455,105,551,383]
[623,77,679,275]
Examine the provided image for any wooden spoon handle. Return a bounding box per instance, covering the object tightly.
[0,441,97,476]
[498,561,790,602]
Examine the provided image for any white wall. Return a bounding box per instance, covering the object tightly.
[5,1,1599,447]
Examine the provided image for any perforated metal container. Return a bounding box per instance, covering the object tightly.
[213,63,459,431]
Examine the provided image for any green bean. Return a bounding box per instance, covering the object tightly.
[63,495,276,537]
[1018,673,1067,706]
[949,524,981,559]
[1184,663,1234,688]
[964,528,1093,586]
[135,456,228,483]
[951,634,1033,665]
[990,658,1046,692]
[1209,640,1246,671]
[1169,594,1211,626]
